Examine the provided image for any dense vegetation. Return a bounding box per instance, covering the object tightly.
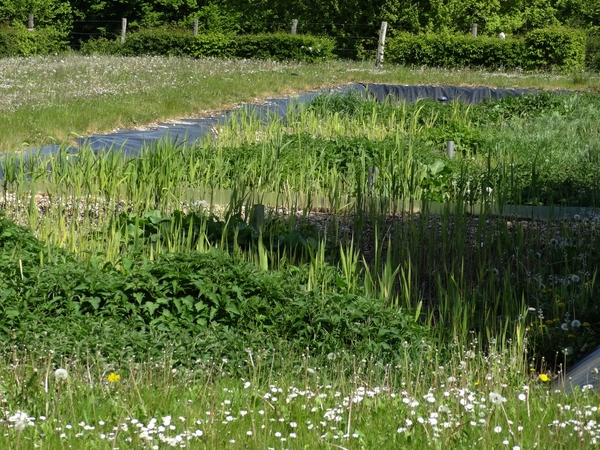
[2,0,600,66]
[1,54,600,446]
[2,0,600,37]
[2,90,599,369]
[0,212,426,367]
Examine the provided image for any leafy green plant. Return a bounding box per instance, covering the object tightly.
[0,214,428,367]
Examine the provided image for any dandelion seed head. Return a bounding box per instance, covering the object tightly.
[54,368,68,380]
[489,392,506,405]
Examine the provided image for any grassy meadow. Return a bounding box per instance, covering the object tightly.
[2,54,600,153]
[0,55,600,449]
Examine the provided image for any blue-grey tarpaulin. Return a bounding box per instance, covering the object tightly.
[3,83,548,171]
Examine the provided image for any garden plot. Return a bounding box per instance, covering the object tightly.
[1,86,600,449]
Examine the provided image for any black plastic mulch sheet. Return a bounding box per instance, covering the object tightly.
[361,83,543,104]
[6,83,552,166]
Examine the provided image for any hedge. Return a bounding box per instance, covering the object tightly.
[118,28,236,58]
[3,24,587,72]
[386,27,586,72]
[80,27,335,62]
[524,27,586,71]
[235,33,335,61]
[0,25,68,57]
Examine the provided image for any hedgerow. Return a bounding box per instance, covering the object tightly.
[80,27,334,62]
[0,25,68,57]
[386,27,586,71]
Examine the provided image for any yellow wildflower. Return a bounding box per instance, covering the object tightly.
[583,322,591,327]
[539,374,550,382]
[557,302,566,307]
[107,373,120,383]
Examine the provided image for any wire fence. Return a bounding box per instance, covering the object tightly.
[22,16,385,38]
[17,15,399,62]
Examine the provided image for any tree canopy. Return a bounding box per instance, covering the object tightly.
[1,0,598,40]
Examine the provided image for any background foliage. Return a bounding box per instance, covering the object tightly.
[2,0,599,42]
[1,0,599,69]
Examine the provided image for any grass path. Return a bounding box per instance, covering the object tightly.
[1,54,599,153]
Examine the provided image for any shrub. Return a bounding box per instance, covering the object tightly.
[386,28,586,71]
[524,27,586,71]
[585,28,600,71]
[80,28,334,62]
[0,25,68,57]
[119,26,236,58]
[235,33,335,62]
[79,36,123,55]
[386,32,525,70]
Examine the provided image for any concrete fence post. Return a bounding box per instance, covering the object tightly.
[121,18,127,44]
[471,23,478,37]
[376,21,388,68]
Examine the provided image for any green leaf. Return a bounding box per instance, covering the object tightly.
[209,306,218,322]
[225,302,240,316]
[87,297,100,311]
[429,160,445,175]
[5,307,19,318]
[145,302,159,315]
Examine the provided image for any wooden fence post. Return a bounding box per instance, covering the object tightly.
[290,19,298,35]
[121,18,127,44]
[193,19,198,36]
[376,21,388,68]
[27,14,34,31]
[471,23,478,37]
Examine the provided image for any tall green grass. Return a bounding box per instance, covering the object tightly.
[1,92,599,358]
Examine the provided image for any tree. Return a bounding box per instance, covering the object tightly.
[0,0,73,34]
